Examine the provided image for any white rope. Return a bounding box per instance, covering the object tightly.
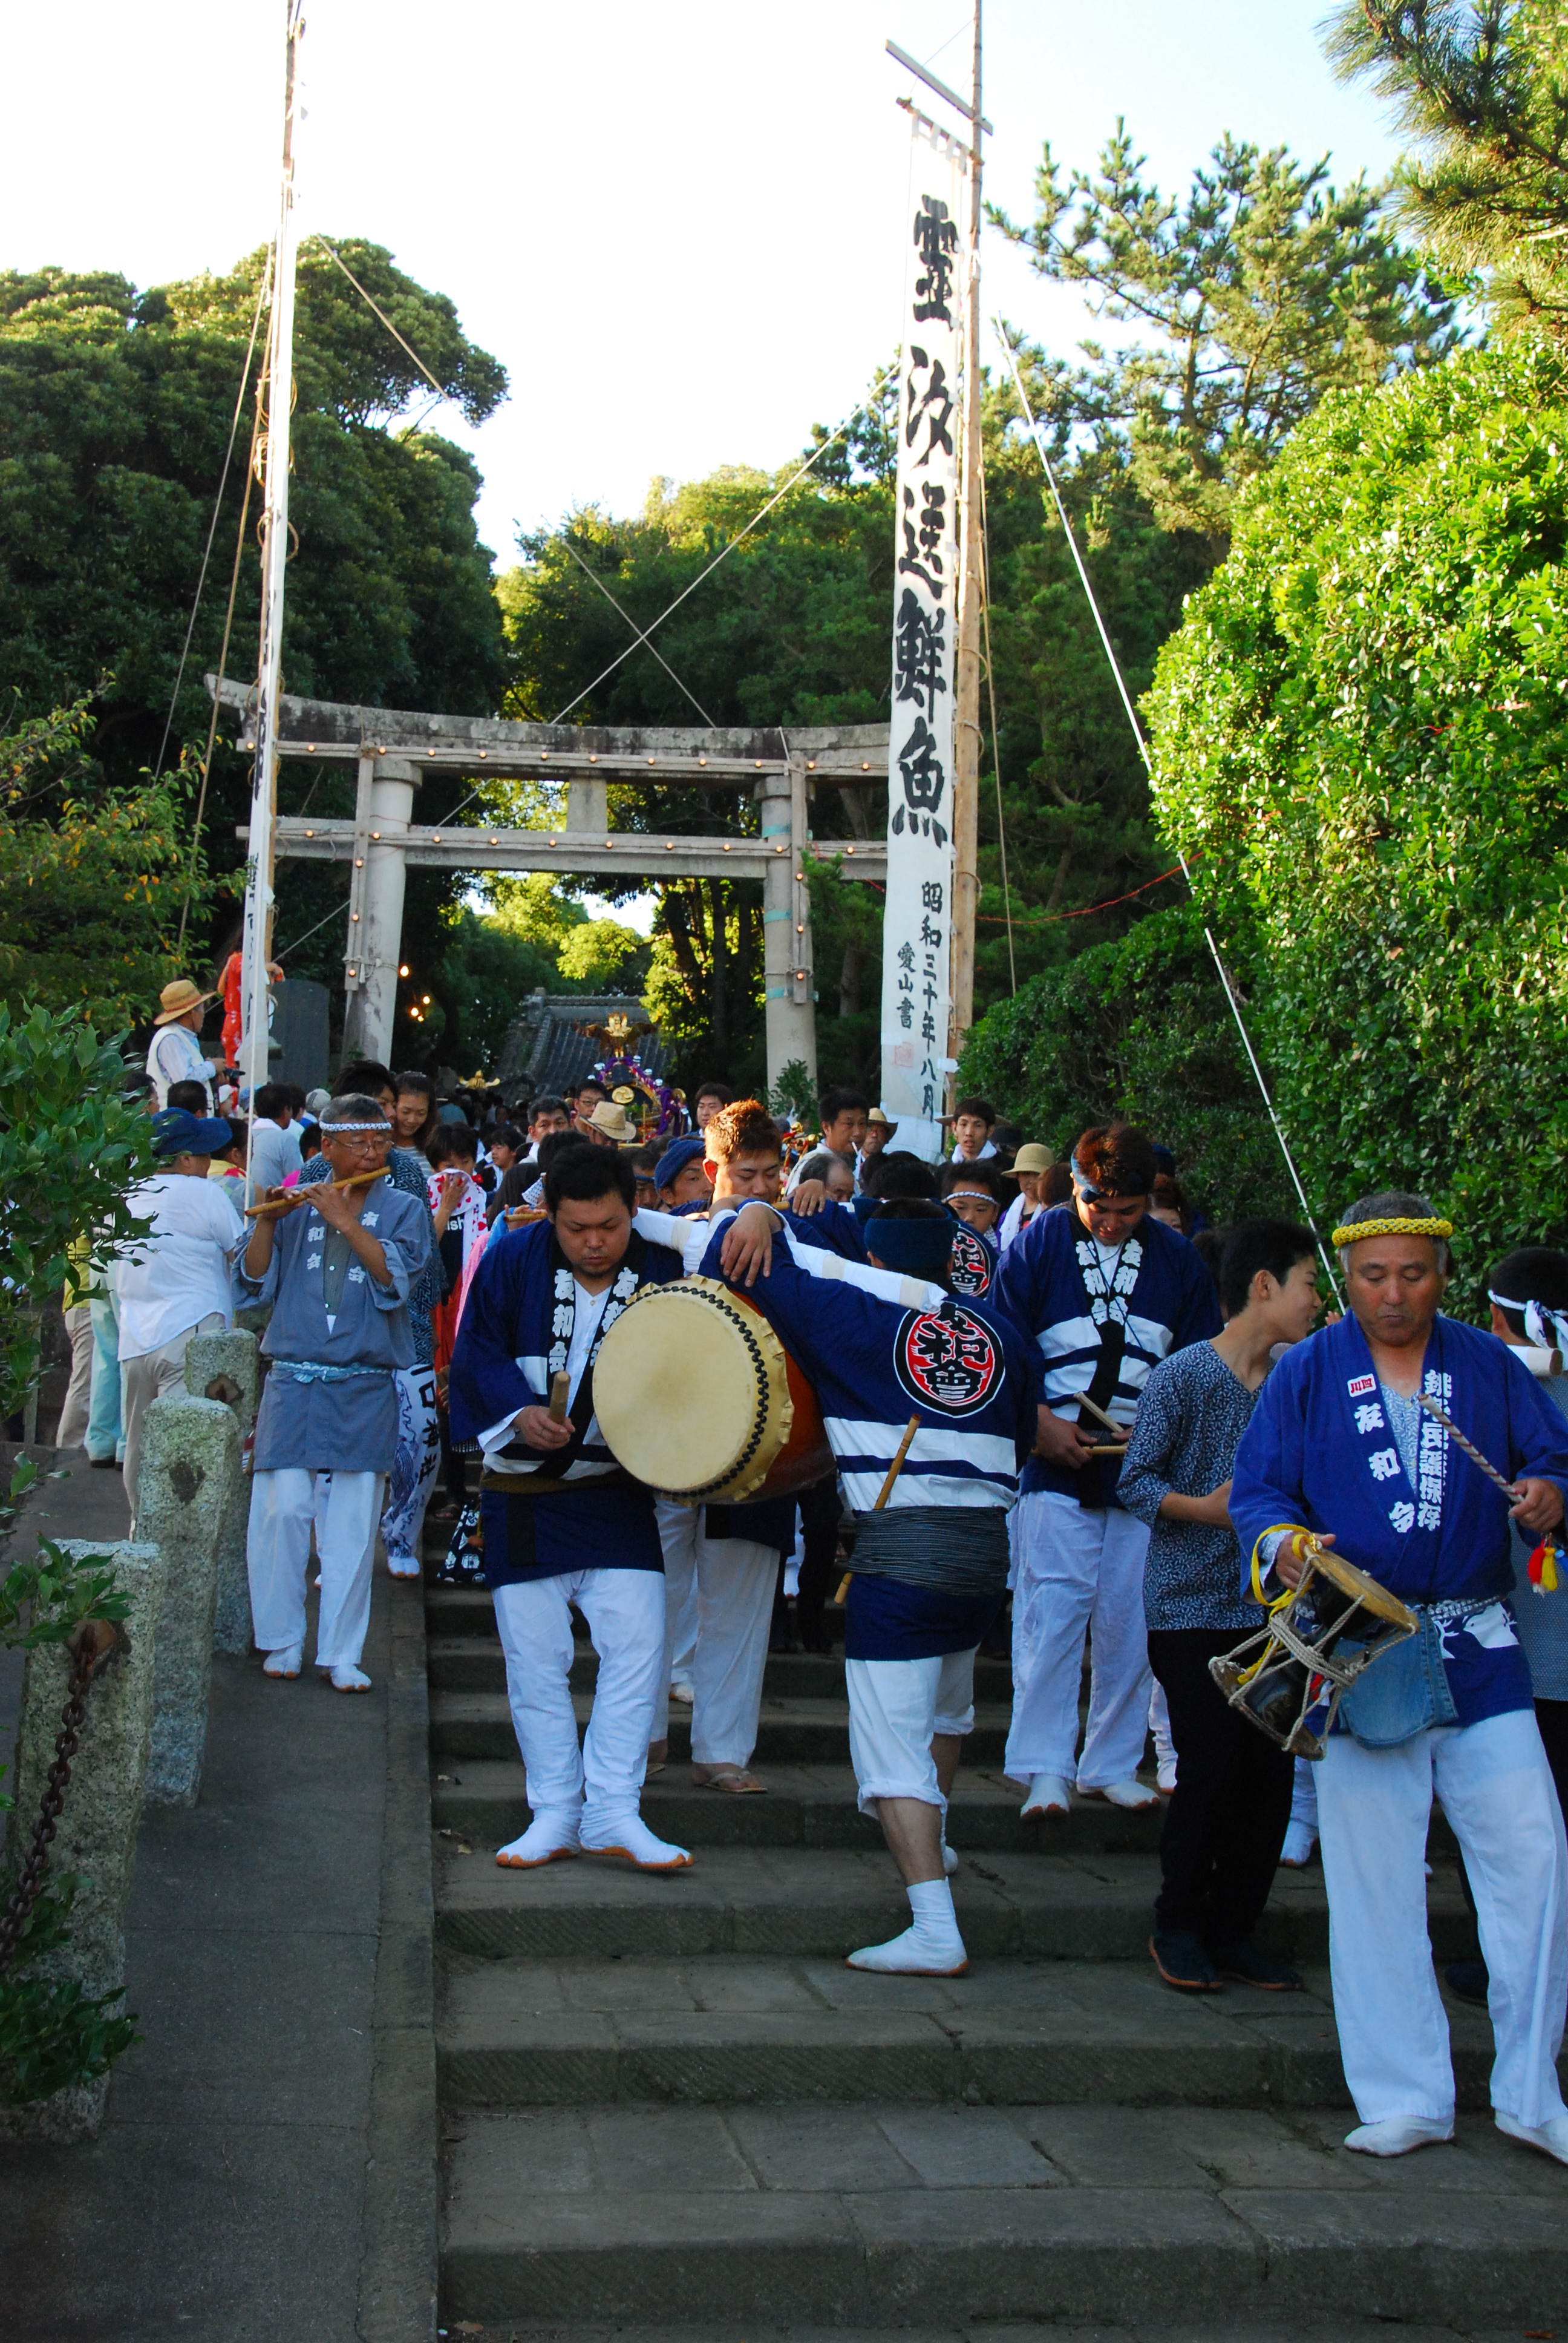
[992,320,1341,1300]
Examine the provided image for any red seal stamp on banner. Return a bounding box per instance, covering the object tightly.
[1347,1374,1376,1397]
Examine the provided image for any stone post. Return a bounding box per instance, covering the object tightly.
[342,752,418,1064]
[1,1538,166,2140]
[759,765,817,1096]
[185,1329,261,1654]
[136,1396,241,1806]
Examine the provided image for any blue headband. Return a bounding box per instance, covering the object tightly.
[655,1134,707,1191]
[864,1214,953,1279]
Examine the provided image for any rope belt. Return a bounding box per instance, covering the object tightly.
[269,1360,393,1384]
[1424,1593,1506,1624]
[848,1504,1011,1596]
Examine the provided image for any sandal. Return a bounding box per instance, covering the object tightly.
[691,1766,767,1794]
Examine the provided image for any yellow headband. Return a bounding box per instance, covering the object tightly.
[1331,1214,1453,1249]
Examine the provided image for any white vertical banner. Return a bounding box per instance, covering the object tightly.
[879,122,962,1161]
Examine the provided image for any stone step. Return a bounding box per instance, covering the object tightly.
[430,1690,1015,1768]
[439,2102,1568,2329]
[433,1758,1168,1854]
[425,1634,1014,1704]
[439,1951,1351,2113]
[413,2327,1512,2343]
[433,1842,1475,1970]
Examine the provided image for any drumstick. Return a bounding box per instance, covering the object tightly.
[1416,1392,1522,1499]
[1074,1391,1125,1437]
[244,1167,389,1218]
[547,1371,571,1424]
[834,1414,921,1605]
[1088,1443,1128,1457]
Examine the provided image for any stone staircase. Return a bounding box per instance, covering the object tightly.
[426,1580,1568,2336]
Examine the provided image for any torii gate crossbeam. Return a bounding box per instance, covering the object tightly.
[212,679,889,1089]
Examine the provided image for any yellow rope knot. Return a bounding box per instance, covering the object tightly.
[1330,1215,1453,1248]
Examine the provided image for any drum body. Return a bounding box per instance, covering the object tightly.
[591,1276,832,1504]
[1209,1538,1417,1759]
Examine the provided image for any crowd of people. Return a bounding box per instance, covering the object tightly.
[54,969,1568,2174]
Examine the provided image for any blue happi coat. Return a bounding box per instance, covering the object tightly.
[945,1217,999,1300]
[995,1204,1221,1506]
[699,1222,1040,1657]
[238,1181,431,1473]
[1230,1313,1568,1728]
[449,1217,684,1584]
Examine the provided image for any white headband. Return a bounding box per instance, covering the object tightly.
[1489,1291,1568,1352]
[319,1119,390,1133]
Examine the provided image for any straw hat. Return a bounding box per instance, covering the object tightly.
[1011,1144,1056,1174]
[584,1099,639,1144]
[154,977,218,1026]
[867,1107,897,1129]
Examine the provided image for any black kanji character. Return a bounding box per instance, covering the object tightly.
[893,588,947,716]
[912,194,959,324]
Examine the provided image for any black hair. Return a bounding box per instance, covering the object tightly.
[818,1087,869,1124]
[937,1159,1005,1204]
[254,1083,290,1122]
[300,1122,322,1160]
[281,1083,308,1112]
[1219,1219,1318,1319]
[166,1080,209,1115]
[1191,1225,1226,1302]
[544,1141,636,1214]
[537,1128,592,1177]
[528,1094,569,1122]
[695,1079,734,1106]
[863,1150,937,1201]
[1073,1121,1158,1198]
[427,1122,479,1166]
[1489,1247,1568,1333]
[338,1058,395,1098]
[953,1096,996,1126]
[490,1124,525,1154]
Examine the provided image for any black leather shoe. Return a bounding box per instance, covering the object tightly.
[1150,1930,1222,1992]
[1445,1958,1490,2007]
[1209,1939,1303,1991]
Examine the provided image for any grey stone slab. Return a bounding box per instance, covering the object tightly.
[615,2010,957,2105]
[687,1957,823,2013]
[1287,2106,1568,2191]
[726,2102,924,2191]
[442,2184,865,2326]
[1221,2182,1568,2321]
[1010,2107,1223,2191]
[557,1959,704,2012]
[446,2106,596,2196]
[876,2103,1063,2188]
[586,2103,760,2192]
[847,2186,1264,2324]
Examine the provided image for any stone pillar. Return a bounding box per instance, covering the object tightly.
[566,772,608,835]
[136,1397,241,1806]
[185,1329,261,1654]
[342,753,417,1064]
[759,766,817,1097]
[1,1539,166,2140]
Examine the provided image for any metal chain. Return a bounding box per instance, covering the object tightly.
[0,1620,120,1976]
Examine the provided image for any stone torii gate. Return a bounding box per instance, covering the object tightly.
[215,680,888,1090]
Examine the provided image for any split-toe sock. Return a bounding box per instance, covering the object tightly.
[263,1645,302,1679]
[1497,2110,1568,2166]
[1344,2116,1453,2157]
[325,1663,371,1693]
[581,1810,691,1871]
[1021,1773,1072,1820]
[847,1878,968,1975]
[497,1810,581,1868]
[1089,1777,1159,1810]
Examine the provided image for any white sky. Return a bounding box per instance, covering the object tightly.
[7,1,1405,569]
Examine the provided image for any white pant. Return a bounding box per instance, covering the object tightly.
[1291,1754,1319,1831]
[493,1567,665,1827]
[382,1366,441,1564]
[846,1648,978,1817]
[1318,1708,1568,2129]
[652,1501,778,1766]
[56,1302,95,1450]
[122,1311,226,1532]
[1006,1490,1153,1788]
[247,1467,384,1668]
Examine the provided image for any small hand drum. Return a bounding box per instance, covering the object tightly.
[1209,1533,1418,1760]
[591,1276,832,1506]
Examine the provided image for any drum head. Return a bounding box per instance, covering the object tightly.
[1308,1541,1419,1632]
[592,1277,794,1501]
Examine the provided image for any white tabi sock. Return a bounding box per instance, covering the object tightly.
[847,1876,968,1974]
[580,1810,692,1871]
[1021,1772,1072,1819]
[1344,2115,1452,2157]
[263,1645,302,1679]
[497,1809,582,1868]
[1497,2110,1568,2166]
[325,1663,371,1693]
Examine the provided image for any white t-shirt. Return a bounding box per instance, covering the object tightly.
[112,1172,243,1360]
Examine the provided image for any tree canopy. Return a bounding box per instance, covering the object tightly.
[1327,1,1568,335]
[1141,335,1568,1280]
